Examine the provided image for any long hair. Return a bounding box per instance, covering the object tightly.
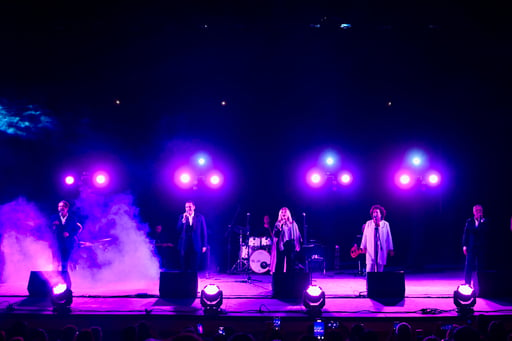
[277,207,292,224]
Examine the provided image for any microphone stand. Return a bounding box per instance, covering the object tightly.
[245,213,253,283]
[302,212,308,245]
[373,220,380,273]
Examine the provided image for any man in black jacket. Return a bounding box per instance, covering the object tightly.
[51,200,82,271]
[462,204,489,286]
[176,201,207,272]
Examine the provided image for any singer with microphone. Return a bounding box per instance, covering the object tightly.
[176,200,207,272]
[50,200,83,271]
[462,204,489,286]
[359,204,394,273]
[270,207,302,273]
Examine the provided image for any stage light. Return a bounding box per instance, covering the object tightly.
[394,170,415,189]
[338,171,353,185]
[64,176,75,185]
[412,157,422,166]
[200,284,223,314]
[325,157,335,166]
[193,153,210,167]
[92,171,109,188]
[303,285,325,315]
[400,174,411,185]
[51,283,73,313]
[180,173,192,184]
[454,284,476,315]
[205,171,224,189]
[306,168,325,188]
[174,167,195,189]
[426,171,441,186]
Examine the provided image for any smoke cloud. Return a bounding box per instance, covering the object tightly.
[0,192,160,295]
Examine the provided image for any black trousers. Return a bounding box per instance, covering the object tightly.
[275,240,297,273]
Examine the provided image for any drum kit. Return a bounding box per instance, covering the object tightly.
[231,235,272,274]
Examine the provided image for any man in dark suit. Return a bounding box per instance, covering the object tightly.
[51,200,82,271]
[176,201,207,272]
[462,204,489,286]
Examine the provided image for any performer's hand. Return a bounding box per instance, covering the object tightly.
[63,232,69,238]
[463,246,467,256]
[202,247,207,253]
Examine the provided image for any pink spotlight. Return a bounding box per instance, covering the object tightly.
[400,174,411,185]
[210,175,220,185]
[64,176,75,185]
[426,171,441,186]
[306,168,325,188]
[180,173,192,184]
[338,171,353,185]
[92,171,110,188]
[394,170,415,189]
[206,171,224,189]
[174,167,195,189]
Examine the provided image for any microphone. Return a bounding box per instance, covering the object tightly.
[302,212,306,216]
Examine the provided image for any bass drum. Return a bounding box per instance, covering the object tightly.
[249,249,271,273]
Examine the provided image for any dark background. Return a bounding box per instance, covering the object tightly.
[1,0,511,272]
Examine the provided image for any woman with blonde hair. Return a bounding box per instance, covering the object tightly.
[270,207,302,273]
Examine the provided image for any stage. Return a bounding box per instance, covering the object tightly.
[2,270,512,340]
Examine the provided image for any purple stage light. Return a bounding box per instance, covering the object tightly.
[92,171,110,188]
[394,170,415,189]
[64,176,75,185]
[198,158,206,166]
[426,171,441,186]
[180,173,192,183]
[174,167,195,189]
[412,157,422,166]
[306,168,325,188]
[338,171,353,185]
[325,157,335,166]
[206,171,224,189]
[400,174,411,185]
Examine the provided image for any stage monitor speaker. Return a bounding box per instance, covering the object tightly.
[159,271,198,299]
[27,271,71,297]
[478,270,512,298]
[367,271,405,300]
[272,272,311,300]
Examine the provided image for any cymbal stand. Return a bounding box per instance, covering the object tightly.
[230,231,249,273]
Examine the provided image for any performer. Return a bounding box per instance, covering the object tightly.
[148,225,173,270]
[462,204,489,286]
[50,200,82,271]
[359,204,394,272]
[176,201,207,272]
[262,215,273,238]
[270,207,302,273]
